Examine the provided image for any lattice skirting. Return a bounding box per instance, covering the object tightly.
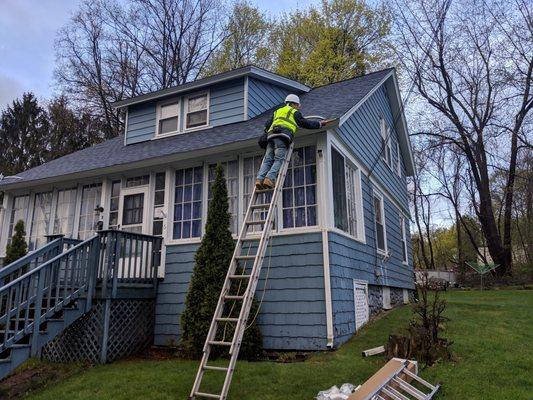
[42,299,154,364]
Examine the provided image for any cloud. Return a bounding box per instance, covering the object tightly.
[0,74,24,111]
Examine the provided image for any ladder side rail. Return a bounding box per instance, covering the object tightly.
[220,145,294,398]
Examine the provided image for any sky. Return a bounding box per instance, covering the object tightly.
[0,0,320,110]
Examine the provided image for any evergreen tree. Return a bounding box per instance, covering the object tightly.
[4,220,28,265]
[180,165,262,360]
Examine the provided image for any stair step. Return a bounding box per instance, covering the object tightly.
[208,341,232,347]
[246,220,267,225]
[203,365,229,372]
[215,317,238,323]
[194,392,221,399]
[224,295,244,300]
[228,274,251,280]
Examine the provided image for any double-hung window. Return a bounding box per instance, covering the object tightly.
[381,117,392,169]
[152,172,166,236]
[373,193,386,253]
[157,101,180,136]
[185,92,209,129]
[173,167,203,239]
[108,180,121,230]
[78,183,102,240]
[29,192,53,250]
[331,147,364,239]
[208,161,239,234]
[400,215,408,263]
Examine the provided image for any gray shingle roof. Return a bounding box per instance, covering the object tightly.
[0,68,393,188]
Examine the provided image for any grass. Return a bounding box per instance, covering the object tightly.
[23,289,533,399]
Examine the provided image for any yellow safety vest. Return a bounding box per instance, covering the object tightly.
[268,105,298,134]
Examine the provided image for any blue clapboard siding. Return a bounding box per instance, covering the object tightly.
[328,174,414,346]
[154,232,328,350]
[336,85,409,211]
[247,78,292,118]
[126,102,157,145]
[209,78,245,127]
[125,78,245,145]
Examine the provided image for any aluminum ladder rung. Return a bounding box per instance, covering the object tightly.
[203,365,229,372]
[224,295,244,300]
[382,385,410,400]
[228,274,251,280]
[190,143,295,400]
[194,392,221,399]
[392,377,427,399]
[208,341,232,347]
[216,317,239,323]
[403,368,438,391]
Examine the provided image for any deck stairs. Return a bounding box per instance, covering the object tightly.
[189,143,294,399]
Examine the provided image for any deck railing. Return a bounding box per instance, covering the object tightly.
[0,230,162,356]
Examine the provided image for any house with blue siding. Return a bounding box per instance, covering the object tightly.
[0,66,415,353]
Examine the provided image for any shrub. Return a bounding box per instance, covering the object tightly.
[4,220,28,265]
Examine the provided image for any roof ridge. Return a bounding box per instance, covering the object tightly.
[307,67,395,91]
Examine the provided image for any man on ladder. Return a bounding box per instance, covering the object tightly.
[256,94,332,190]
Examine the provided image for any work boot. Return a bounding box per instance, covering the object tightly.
[255,179,264,190]
[263,177,275,189]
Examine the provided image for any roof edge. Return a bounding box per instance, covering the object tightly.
[112,65,310,109]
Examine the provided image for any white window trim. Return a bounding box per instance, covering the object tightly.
[155,98,181,137]
[373,191,387,255]
[184,90,210,132]
[400,215,408,265]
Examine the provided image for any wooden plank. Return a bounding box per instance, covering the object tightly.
[362,345,385,357]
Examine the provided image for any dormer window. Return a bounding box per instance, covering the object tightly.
[157,100,180,136]
[185,92,209,130]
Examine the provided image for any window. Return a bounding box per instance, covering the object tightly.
[282,146,317,228]
[331,147,364,239]
[152,172,166,236]
[126,175,149,187]
[29,192,53,250]
[243,154,268,233]
[332,148,348,231]
[400,215,408,263]
[396,142,402,177]
[209,161,238,234]
[157,101,179,136]
[78,183,102,240]
[381,117,392,168]
[173,166,203,239]
[373,193,386,253]
[108,180,121,229]
[53,188,77,237]
[9,195,29,240]
[185,92,208,129]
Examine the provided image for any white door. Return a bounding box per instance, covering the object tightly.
[353,280,369,331]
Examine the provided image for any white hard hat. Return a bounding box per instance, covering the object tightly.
[285,94,300,105]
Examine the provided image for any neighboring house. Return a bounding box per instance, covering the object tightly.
[0,66,415,351]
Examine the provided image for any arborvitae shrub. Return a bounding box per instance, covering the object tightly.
[4,220,28,265]
[180,165,263,360]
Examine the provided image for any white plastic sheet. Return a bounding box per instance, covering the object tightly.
[316,383,357,400]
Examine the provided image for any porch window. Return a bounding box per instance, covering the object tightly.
[282,146,317,228]
[108,180,121,230]
[29,192,53,250]
[400,215,408,263]
[78,183,102,240]
[152,172,166,236]
[381,117,392,169]
[173,166,203,239]
[185,92,208,129]
[373,193,386,253]
[53,188,77,237]
[8,195,30,240]
[208,161,239,234]
[243,154,267,233]
[157,101,180,136]
[331,147,348,231]
[346,163,362,238]
[126,175,149,188]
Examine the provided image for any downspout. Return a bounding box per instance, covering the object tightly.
[322,229,335,348]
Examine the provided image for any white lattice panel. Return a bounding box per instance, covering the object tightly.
[353,280,369,331]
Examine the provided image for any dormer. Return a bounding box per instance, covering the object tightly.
[113,66,310,145]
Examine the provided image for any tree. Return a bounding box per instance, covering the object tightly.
[394,0,533,276]
[272,0,392,86]
[204,1,272,75]
[55,0,226,137]
[4,220,28,266]
[180,165,262,360]
[0,93,49,176]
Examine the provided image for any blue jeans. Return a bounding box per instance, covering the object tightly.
[257,138,287,182]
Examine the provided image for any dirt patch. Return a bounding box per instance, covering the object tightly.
[0,360,89,399]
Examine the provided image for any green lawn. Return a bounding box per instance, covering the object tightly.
[25,290,533,399]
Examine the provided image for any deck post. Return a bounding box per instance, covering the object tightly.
[30,268,46,356]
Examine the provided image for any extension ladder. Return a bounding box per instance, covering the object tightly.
[189,143,295,400]
[371,361,440,400]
